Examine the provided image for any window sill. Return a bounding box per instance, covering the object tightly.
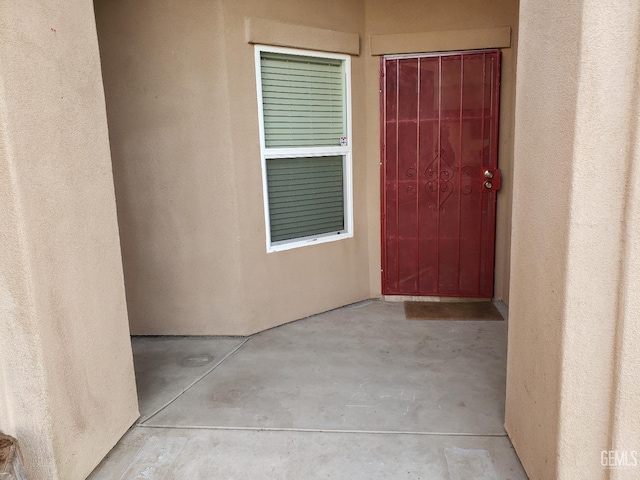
[267,231,353,253]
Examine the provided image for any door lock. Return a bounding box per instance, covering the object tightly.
[482,168,501,191]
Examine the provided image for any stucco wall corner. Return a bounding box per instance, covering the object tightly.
[1,0,139,478]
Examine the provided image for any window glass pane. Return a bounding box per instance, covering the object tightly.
[261,52,345,148]
[267,156,345,242]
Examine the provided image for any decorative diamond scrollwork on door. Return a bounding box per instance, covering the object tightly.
[425,149,455,211]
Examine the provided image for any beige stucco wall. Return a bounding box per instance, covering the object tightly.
[1,1,637,478]
[218,0,371,336]
[95,0,370,335]
[95,0,518,336]
[364,0,520,303]
[506,0,640,478]
[0,1,139,479]
[94,0,248,335]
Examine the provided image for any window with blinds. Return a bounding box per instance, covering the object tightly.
[260,53,345,148]
[266,156,344,242]
[256,47,353,252]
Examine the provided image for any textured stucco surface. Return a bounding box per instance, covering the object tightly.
[220,0,371,335]
[506,0,640,478]
[0,1,139,478]
[1,0,638,478]
[95,0,370,335]
[95,0,518,335]
[364,0,519,303]
[95,0,246,335]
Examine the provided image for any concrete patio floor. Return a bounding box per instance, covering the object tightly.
[89,300,528,479]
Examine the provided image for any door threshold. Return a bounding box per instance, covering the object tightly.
[381,295,492,303]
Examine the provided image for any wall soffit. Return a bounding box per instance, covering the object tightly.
[370,27,511,56]
[245,17,360,56]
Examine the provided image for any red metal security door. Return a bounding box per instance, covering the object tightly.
[381,51,501,297]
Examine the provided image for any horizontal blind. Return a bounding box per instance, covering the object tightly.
[267,156,345,242]
[261,52,345,148]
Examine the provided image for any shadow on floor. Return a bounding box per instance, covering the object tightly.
[89,300,527,479]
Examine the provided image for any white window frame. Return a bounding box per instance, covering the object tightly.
[254,45,353,253]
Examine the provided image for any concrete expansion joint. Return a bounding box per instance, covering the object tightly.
[136,424,508,438]
[137,338,252,425]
